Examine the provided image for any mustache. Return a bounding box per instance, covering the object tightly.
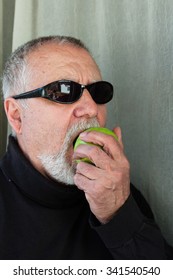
[65,118,100,145]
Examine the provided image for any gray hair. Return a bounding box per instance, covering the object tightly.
[2,35,90,100]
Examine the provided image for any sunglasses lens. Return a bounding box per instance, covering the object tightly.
[46,81,81,103]
[88,81,113,104]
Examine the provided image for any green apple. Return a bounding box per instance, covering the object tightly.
[73,127,118,164]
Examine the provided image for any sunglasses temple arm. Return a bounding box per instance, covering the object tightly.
[13,89,43,100]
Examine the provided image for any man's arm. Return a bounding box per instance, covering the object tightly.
[90,185,168,259]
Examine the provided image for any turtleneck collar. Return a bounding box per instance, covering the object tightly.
[1,136,85,208]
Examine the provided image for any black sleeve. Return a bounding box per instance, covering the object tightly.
[90,184,172,259]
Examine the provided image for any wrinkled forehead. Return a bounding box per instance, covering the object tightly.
[25,43,102,89]
[27,43,99,72]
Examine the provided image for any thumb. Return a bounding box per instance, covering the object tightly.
[113,126,124,149]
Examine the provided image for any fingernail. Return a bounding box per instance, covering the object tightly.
[79,132,88,138]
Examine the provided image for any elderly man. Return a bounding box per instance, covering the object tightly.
[0,35,169,259]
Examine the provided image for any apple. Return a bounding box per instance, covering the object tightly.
[73,127,118,164]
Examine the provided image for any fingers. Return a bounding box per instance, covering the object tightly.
[74,161,130,223]
[73,144,115,169]
[75,161,99,181]
[75,127,124,164]
[113,127,124,149]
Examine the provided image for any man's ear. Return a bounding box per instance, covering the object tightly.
[4,98,23,134]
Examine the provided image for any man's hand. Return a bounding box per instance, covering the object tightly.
[73,127,130,224]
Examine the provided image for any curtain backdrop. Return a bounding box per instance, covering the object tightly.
[0,0,173,246]
[0,0,3,151]
[0,0,15,155]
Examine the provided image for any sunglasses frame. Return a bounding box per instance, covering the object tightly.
[12,80,113,105]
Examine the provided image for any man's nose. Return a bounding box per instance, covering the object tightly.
[73,89,99,119]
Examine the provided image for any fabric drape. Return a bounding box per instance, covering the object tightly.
[0,0,15,156]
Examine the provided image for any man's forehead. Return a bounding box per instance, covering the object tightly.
[25,43,101,90]
[27,43,100,73]
[27,43,92,62]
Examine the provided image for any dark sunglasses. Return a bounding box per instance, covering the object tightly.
[12,80,113,104]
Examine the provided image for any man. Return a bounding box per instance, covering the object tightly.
[0,35,169,259]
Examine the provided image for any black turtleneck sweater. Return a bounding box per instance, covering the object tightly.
[0,136,169,259]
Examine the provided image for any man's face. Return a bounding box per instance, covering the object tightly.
[17,43,107,184]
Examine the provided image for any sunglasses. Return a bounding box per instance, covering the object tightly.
[12,80,113,104]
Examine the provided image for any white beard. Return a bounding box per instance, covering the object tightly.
[38,118,100,185]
